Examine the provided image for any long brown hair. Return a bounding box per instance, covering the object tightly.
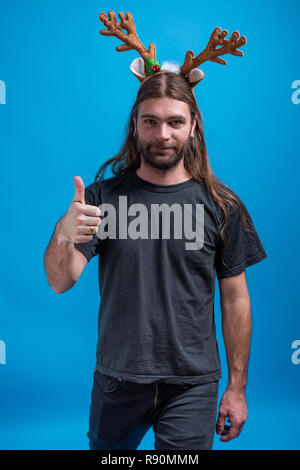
[94,71,255,248]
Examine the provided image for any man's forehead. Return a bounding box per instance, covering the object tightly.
[138,98,190,120]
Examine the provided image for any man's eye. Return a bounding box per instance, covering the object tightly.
[144,119,183,126]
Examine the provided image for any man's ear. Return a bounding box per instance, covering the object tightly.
[191,117,197,137]
[133,116,137,133]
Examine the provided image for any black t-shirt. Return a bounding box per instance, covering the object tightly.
[74,169,267,384]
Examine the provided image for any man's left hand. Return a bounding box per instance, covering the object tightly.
[215,387,248,442]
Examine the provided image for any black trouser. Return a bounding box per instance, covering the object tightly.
[87,370,219,450]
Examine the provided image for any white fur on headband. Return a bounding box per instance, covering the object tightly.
[160,61,181,74]
[160,61,204,84]
[129,57,204,86]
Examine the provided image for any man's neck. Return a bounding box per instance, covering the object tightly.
[135,162,192,186]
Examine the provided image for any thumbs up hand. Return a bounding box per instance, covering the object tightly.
[55,176,101,244]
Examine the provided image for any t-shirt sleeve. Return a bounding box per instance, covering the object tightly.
[215,201,267,280]
[73,184,101,263]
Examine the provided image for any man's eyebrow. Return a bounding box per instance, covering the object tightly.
[140,113,187,121]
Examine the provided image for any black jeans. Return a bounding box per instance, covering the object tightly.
[87,370,219,450]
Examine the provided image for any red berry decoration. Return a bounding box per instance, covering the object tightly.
[152,65,160,73]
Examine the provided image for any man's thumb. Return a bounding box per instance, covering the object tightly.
[73,176,85,204]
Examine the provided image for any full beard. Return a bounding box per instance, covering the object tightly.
[135,136,192,171]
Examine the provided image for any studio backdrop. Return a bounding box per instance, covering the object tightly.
[0,0,299,450]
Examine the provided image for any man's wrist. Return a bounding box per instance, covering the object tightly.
[54,219,73,245]
[227,377,247,393]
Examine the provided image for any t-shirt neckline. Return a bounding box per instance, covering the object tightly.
[129,169,198,193]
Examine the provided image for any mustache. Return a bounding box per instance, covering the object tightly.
[152,145,175,149]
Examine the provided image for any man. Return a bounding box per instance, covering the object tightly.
[44,71,267,450]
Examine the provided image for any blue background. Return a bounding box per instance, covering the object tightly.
[0,0,299,450]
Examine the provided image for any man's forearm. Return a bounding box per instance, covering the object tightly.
[221,296,251,391]
[43,218,77,294]
[216,275,251,441]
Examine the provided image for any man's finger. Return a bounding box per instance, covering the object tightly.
[83,204,101,217]
[219,421,239,442]
[79,215,101,226]
[73,176,85,204]
[215,412,226,435]
[236,421,246,437]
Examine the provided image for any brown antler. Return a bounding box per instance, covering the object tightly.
[180,27,247,77]
[99,11,157,63]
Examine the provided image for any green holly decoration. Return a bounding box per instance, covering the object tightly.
[145,57,161,75]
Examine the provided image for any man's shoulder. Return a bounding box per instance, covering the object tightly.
[86,171,129,197]
[87,174,127,191]
[200,179,247,228]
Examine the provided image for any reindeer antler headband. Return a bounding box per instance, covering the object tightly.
[99,11,247,89]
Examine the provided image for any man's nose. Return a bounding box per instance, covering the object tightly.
[155,123,171,140]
